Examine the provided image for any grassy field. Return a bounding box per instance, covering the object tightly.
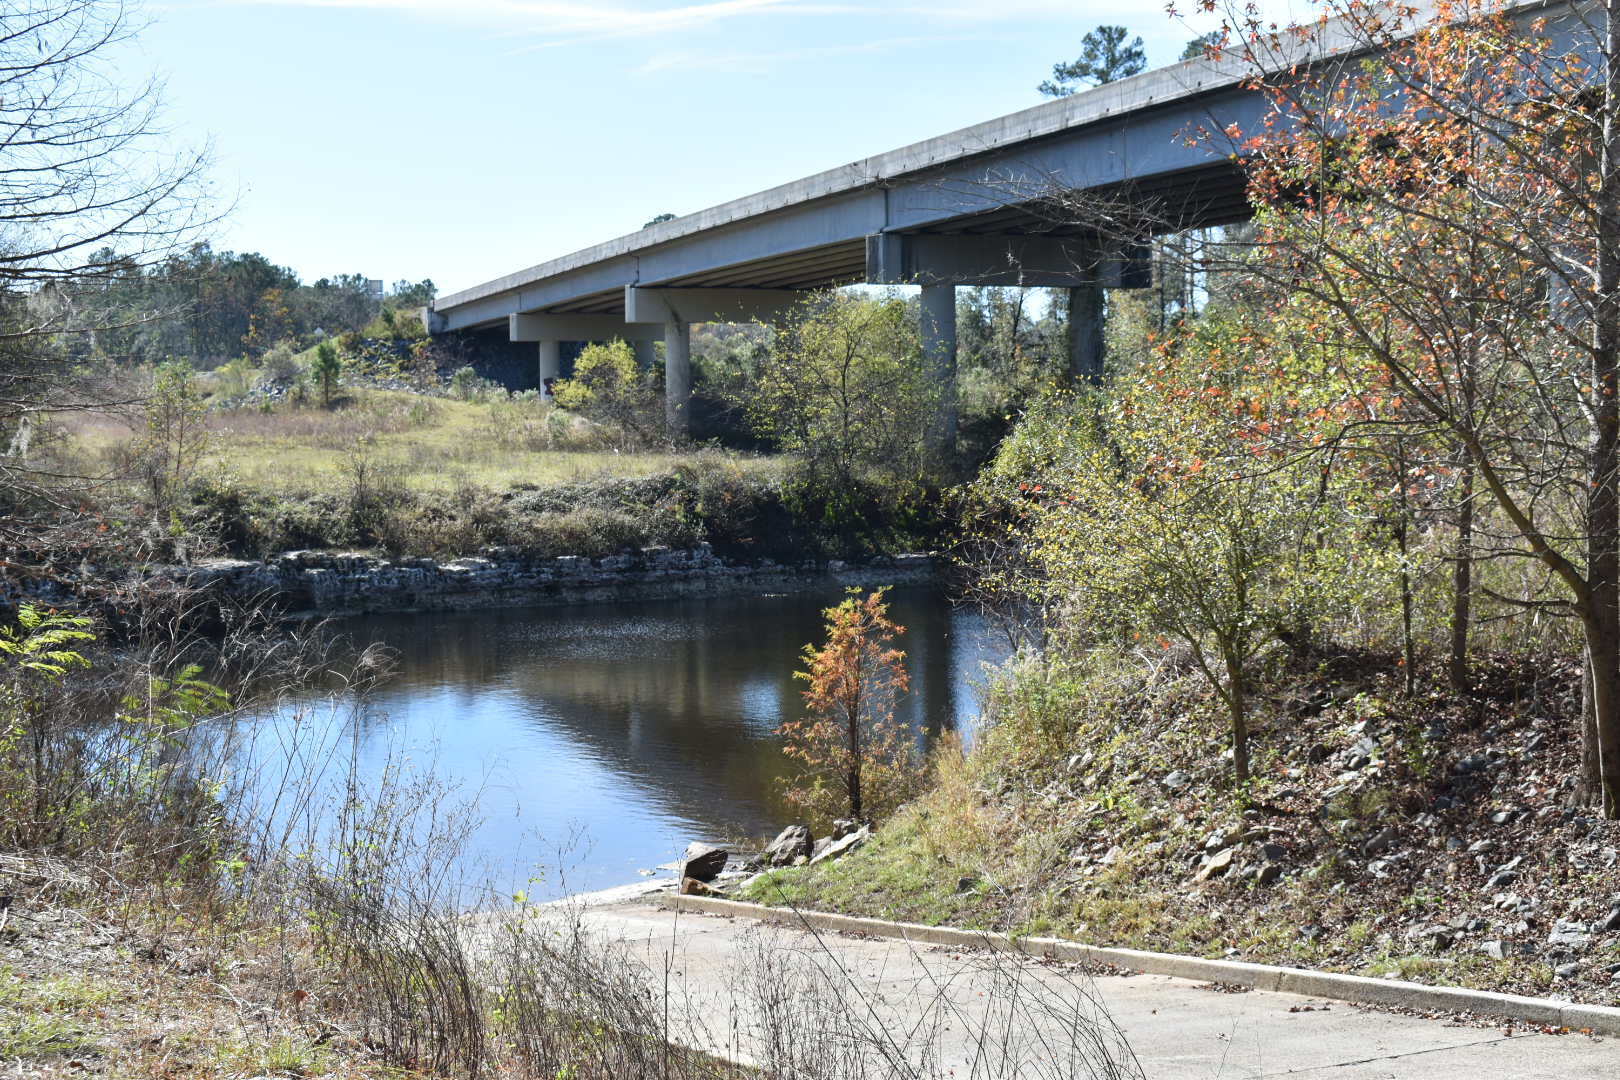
[59,388,779,497]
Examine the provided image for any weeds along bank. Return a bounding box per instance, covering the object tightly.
[0,602,1139,1079]
[11,331,962,614]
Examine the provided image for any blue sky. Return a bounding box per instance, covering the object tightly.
[139,1,1252,295]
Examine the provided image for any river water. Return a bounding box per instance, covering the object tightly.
[248,587,1007,897]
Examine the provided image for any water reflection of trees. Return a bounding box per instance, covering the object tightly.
[336,590,984,836]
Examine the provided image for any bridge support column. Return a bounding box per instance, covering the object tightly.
[919,283,957,453]
[633,338,656,371]
[538,339,561,395]
[1068,283,1104,382]
[664,320,691,436]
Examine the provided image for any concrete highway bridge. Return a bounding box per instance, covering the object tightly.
[425,1,1566,437]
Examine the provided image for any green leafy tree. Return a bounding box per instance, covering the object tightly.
[780,589,919,824]
[742,293,938,548]
[553,340,662,448]
[140,361,210,505]
[1015,344,1362,787]
[1039,25,1146,97]
[312,340,342,407]
[1181,31,1221,61]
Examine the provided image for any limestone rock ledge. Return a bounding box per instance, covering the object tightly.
[148,544,938,616]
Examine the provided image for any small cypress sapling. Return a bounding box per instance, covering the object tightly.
[312,341,342,407]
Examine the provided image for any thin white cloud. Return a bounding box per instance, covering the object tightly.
[229,0,1164,41]
[635,33,960,75]
[235,0,815,37]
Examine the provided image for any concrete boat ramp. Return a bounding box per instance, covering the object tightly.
[551,895,1618,1079]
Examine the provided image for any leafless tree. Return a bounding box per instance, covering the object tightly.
[0,0,212,553]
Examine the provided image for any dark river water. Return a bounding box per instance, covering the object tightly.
[248,588,1007,898]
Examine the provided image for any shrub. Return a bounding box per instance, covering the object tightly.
[552,340,662,449]
[311,341,342,407]
[742,292,941,553]
[139,361,210,507]
[780,589,923,825]
[260,342,300,383]
[449,365,501,403]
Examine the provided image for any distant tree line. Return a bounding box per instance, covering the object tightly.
[31,242,435,369]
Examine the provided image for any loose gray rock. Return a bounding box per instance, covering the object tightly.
[810,826,869,865]
[1486,871,1519,889]
[1161,770,1192,792]
[679,842,729,883]
[764,825,814,867]
[1254,863,1282,886]
[1414,926,1454,950]
[1549,920,1593,950]
[829,819,860,841]
[1194,847,1235,882]
[1480,940,1508,961]
[1490,810,1517,825]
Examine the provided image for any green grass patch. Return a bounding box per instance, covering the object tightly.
[62,389,780,497]
[0,967,111,1062]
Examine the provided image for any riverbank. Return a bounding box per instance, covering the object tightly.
[738,650,1620,1008]
[157,545,940,617]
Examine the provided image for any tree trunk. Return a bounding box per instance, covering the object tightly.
[1582,615,1620,816]
[1449,462,1473,693]
[1587,0,1620,817]
[846,698,863,822]
[1580,651,1602,806]
[1394,439,1417,696]
[1225,651,1250,785]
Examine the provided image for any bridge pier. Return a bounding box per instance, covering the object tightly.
[633,338,656,372]
[626,287,806,439]
[537,339,561,393]
[919,283,958,452]
[664,320,691,434]
[1067,283,1104,382]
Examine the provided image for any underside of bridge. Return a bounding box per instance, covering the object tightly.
[430,25,1263,439]
[486,160,1250,440]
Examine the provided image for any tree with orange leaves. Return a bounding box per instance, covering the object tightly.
[780,589,920,824]
[1199,0,1620,814]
